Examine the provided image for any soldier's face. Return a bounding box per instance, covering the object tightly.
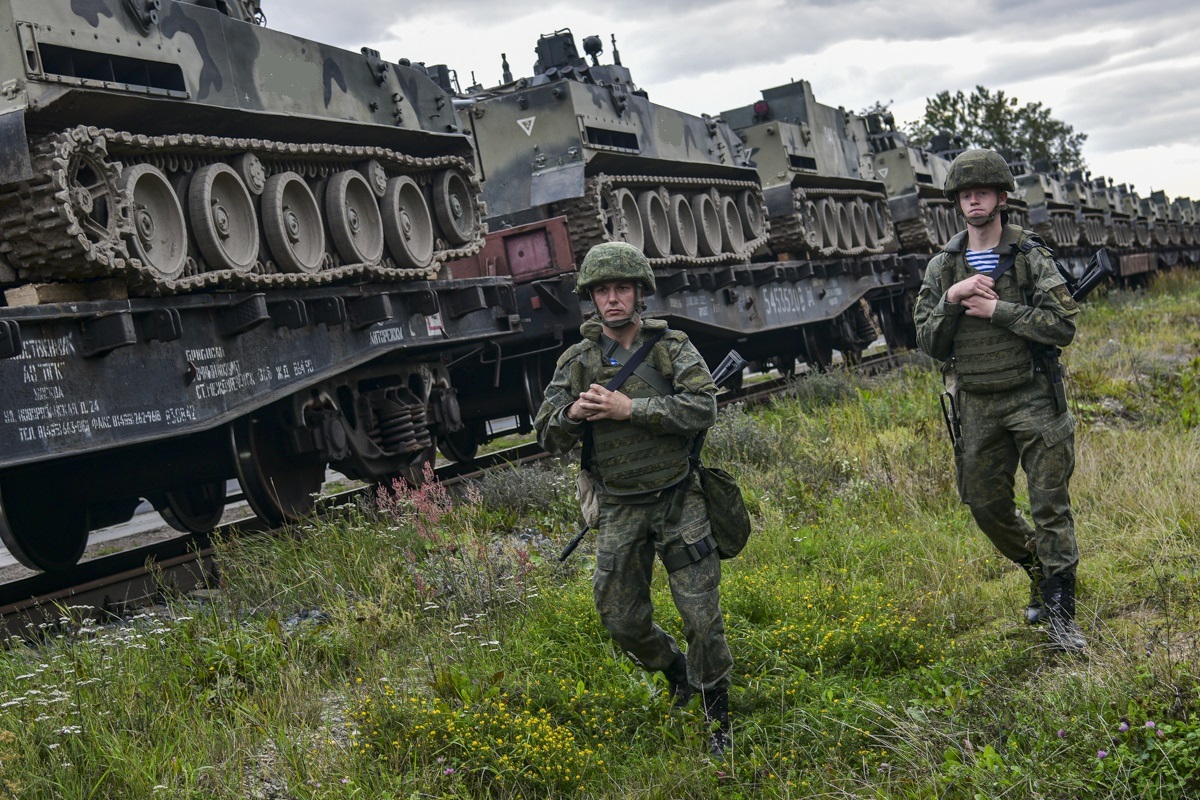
[591,281,637,324]
[959,187,1004,222]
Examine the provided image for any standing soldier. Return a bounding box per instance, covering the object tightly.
[914,149,1087,652]
[533,241,734,752]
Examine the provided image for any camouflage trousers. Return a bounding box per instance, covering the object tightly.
[953,372,1080,577]
[593,485,732,694]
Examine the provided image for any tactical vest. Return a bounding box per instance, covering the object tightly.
[587,341,692,496]
[948,229,1036,393]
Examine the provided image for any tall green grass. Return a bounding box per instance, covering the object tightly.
[1,272,1199,797]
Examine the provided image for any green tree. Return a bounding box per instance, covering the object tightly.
[906,85,1087,172]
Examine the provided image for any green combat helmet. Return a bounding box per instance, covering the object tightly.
[944,149,1016,226]
[576,242,657,298]
[576,242,656,328]
[943,149,1017,200]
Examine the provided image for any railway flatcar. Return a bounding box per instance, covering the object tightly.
[0,0,522,571]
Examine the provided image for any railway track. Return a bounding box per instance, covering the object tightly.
[0,351,900,638]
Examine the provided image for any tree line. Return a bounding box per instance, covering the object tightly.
[869,85,1088,174]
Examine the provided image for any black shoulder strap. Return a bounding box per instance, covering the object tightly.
[600,333,674,396]
[992,234,1042,288]
[581,330,666,469]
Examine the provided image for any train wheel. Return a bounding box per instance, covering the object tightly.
[189,163,259,273]
[737,189,766,241]
[438,425,481,464]
[692,192,722,256]
[153,482,228,534]
[0,476,88,572]
[382,176,436,269]
[263,172,325,274]
[326,170,385,265]
[232,415,326,527]
[667,194,699,257]
[120,164,187,280]
[637,190,671,258]
[432,169,478,246]
[609,188,644,251]
[719,195,745,253]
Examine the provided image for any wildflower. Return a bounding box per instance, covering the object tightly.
[1118,722,1129,733]
[444,768,455,776]
[1057,729,1066,738]
[1145,721,1156,729]
[1097,750,1107,759]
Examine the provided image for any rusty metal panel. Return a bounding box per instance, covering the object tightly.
[447,216,576,283]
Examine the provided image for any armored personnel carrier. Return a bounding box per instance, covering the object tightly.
[1005,156,1080,250]
[1149,191,1182,247]
[0,0,485,297]
[1082,176,1136,248]
[0,0,518,572]
[1062,171,1111,249]
[860,117,956,252]
[455,30,769,269]
[721,81,896,259]
[1114,184,1154,248]
[1173,197,1198,246]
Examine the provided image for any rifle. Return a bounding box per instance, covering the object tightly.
[558,349,748,562]
[1065,248,1115,302]
[1035,248,1115,414]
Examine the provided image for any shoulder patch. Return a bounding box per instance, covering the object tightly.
[1051,284,1079,311]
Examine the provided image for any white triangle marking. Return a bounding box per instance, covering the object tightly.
[517,116,536,136]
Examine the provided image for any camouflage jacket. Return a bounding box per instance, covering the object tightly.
[914,225,1079,364]
[534,316,717,459]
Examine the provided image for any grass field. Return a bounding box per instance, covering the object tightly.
[1,272,1199,798]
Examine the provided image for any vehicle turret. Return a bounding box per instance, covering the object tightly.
[453,29,769,268]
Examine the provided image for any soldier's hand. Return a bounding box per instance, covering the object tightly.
[575,384,633,421]
[947,274,997,304]
[962,294,997,319]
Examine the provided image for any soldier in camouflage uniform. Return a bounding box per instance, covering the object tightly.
[914,149,1087,651]
[534,242,734,751]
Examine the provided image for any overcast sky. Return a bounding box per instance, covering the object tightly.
[273,0,1200,200]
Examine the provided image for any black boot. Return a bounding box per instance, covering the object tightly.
[1043,572,1087,652]
[664,652,693,708]
[1019,557,1046,625]
[703,688,731,755]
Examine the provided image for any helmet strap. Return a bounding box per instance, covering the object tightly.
[958,191,1007,228]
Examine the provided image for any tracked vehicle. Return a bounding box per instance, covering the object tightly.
[1149,191,1182,247]
[1062,171,1111,249]
[861,116,957,252]
[721,81,896,259]
[455,30,769,269]
[1082,176,1136,249]
[1174,197,1198,247]
[0,0,519,573]
[0,0,486,297]
[1005,156,1080,250]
